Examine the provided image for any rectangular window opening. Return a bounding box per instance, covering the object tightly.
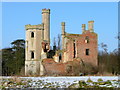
[31,51,34,59]
[85,36,89,43]
[86,49,89,55]
[31,32,34,38]
[73,42,76,58]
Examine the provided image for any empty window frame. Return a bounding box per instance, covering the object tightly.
[86,49,89,55]
[31,51,34,59]
[85,36,89,40]
[85,36,89,43]
[31,32,34,38]
[73,41,76,58]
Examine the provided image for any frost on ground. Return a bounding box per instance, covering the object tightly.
[0,76,120,88]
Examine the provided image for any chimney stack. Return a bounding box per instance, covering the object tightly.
[61,22,65,35]
[88,21,94,32]
[61,22,65,50]
[82,24,86,33]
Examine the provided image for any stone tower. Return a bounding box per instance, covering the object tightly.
[25,24,44,75]
[25,9,50,75]
[42,9,50,43]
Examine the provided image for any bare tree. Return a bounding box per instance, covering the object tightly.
[53,37,56,46]
[100,43,108,54]
[57,34,61,50]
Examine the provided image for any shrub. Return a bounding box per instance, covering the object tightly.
[20,66,25,76]
[80,62,98,75]
[105,80,112,85]
[87,78,93,83]
[97,78,103,82]
[79,80,87,87]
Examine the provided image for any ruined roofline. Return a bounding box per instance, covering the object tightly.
[25,24,44,30]
[82,30,97,35]
[66,33,82,36]
[65,30,97,37]
[62,20,95,36]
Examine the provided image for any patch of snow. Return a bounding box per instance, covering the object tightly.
[1,76,119,88]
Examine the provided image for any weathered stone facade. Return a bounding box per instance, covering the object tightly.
[25,9,98,76]
[25,9,50,75]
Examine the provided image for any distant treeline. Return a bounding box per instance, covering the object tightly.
[1,39,120,76]
[98,45,119,75]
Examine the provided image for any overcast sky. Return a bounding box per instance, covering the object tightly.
[2,2,118,52]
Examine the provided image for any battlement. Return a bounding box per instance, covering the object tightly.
[61,22,65,26]
[88,21,94,23]
[25,24,44,30]
[42,8,50,14]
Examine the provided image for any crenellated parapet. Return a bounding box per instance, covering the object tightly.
[61,22,65,26]
[25,24,44,30]
[42,8,50,14]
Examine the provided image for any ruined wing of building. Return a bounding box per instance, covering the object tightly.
[25,9,98,76]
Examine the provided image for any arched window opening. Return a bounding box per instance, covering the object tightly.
[31,32,34,38]
[31,51,34,59]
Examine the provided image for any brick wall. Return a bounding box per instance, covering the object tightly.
[78,31,98,66]
[42,59,80,76]
[64,30,98,66]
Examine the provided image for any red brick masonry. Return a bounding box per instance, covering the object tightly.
[64,30,98,66]
[42,59,81,75]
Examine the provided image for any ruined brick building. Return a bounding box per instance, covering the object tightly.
[25,9,98,76]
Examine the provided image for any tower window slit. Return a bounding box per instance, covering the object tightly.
[73,41,76,58]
